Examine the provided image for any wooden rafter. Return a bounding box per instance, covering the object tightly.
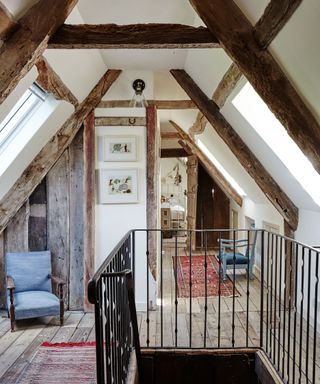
[0,69,121,234]
[161,132,180,140]
[35,56,78,106]
[171,120,243,207]
[160,148,189,158]
[49,23,219,49]
[171,69,299,230]
[98,99,196,109]
[0,0,77,104]
[254,0,303,49]
[189,63,242,137]
[83,111,95,311]
[0,3,18,42]
[146,105,158,280]
[188,0,320,175]
[95,117,146,126]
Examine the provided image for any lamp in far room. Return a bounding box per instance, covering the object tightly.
[130,79,148,108]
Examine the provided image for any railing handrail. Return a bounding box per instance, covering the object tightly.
[88,230,132,304]
[90,228,319,384]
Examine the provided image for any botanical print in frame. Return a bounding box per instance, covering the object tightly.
[98,168,139,204]
[103,136,137,162]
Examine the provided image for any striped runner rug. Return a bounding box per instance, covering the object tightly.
[18,342,96,384]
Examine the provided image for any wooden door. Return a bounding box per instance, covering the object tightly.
[196,164,230,248]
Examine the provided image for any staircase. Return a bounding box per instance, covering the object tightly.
[88,229,320,383]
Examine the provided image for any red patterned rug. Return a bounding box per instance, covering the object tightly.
[18,342,96,383]
[174,255,240,298]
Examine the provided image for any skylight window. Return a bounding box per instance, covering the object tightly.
[232,82,320,206]
[197,138,247,197]
[0,83,45,153]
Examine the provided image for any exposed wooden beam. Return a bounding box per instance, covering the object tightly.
[146,105,158,280]
[0,0,77,104]
[186,155,198,250]
[98,99,196,109]
[35,56,78,106]
[83,111,95,312]
[190,62,242,137]
[177,140,193,156]
[188,0,320,175]
[0,3,18,42]
[212,63,243,109]
[254,0,303,49]
[171,69,298,229]
[171,120,243,207]
[160,148,189,158]
[95,117,146,126]
[161,132,180,140]
[49,23,219,49]
[0,69,121,234]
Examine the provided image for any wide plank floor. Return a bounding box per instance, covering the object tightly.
[138,242,320,383]
[0,311,95,383]
[0,242,319,383]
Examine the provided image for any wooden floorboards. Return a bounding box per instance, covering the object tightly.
[0,311,95,383]
[0,242,319,383]
[138,243,320,383]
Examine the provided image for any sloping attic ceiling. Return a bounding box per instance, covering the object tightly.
[76,0,197,70]
[1,0,320,213]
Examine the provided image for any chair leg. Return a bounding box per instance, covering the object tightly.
[60,299,64,326]
[9,306,15,332]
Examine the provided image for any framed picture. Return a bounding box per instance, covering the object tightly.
[98,168,139,204]
[103,136,137,162]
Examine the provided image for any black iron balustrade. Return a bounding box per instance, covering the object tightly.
[88,228,319,384]
[88,232,143,384]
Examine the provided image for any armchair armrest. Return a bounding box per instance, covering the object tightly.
[49,275,65,286]
[6,276,15,290]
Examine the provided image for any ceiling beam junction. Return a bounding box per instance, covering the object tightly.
[254,0,303,49]
[188,0,320,176]
[0,0,78,104]
[35,56,78,106]
[189,62,242,137]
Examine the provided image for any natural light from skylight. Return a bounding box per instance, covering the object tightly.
[232,82,320,206]
[196,138,247,197]
[0,83,45,154]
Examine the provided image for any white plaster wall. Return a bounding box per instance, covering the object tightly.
[95,123,156,309]
[101,70,154,101]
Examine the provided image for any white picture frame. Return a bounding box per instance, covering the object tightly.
[103,135,137,162]
[98,168,139,204]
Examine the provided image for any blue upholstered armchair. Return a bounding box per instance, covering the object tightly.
[218,230,258,281]
[6,251,64,331]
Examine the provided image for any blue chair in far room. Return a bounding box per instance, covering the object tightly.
[217,229,258,281]
[6,251,65,331]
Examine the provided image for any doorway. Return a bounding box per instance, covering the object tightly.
[196,164,230,248]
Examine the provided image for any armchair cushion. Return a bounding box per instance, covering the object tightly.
[6,251,52,293]
[221,252,249,265]
[7,291,60,320]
